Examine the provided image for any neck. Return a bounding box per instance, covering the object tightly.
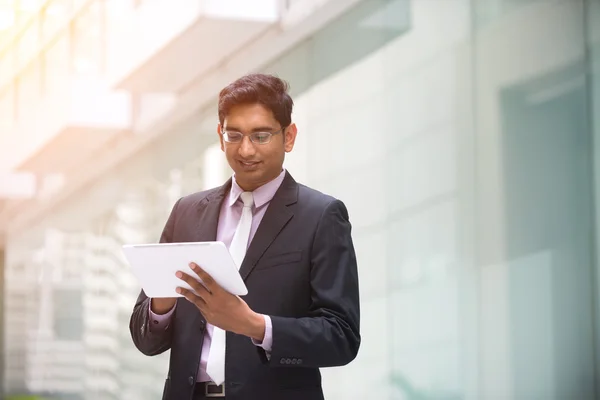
[236,169,283,192]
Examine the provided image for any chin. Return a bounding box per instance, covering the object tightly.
[235,168,261,177]
[234,170,260,182]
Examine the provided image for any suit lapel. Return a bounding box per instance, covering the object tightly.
[195,178,231,242]
[239,172,298,280]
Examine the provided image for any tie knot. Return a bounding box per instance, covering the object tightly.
[240,192,254,208]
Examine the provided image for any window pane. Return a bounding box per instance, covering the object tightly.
[53,289,83,340]
[0,47,15,87]
[16,17,38,67]
[72,1,102,76]
[15,0,40,33]
[0,0,17,48]
[17,60,39,117]
[42,0,72,38]
[0,84,15,133]
[588,0,600,389]
[474,1,595,399]
[45,35,69,98]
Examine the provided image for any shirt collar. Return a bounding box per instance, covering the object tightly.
[228,169,286,208]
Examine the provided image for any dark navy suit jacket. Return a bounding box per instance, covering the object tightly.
[129,172,361,400]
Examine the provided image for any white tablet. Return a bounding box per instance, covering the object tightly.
[122,241,248,298]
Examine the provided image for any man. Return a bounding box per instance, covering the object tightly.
[129,74,360,400]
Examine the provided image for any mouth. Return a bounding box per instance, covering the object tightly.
[237,160,261,169]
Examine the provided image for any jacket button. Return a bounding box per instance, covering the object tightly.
[297,359,303,365]
[285,358,291,364]
[291,358,297,365]
[280,358,286,364]
[188,376,195,386]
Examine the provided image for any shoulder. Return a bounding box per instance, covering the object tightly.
[296,183,349,219]
[297,183,335,206]
[183,187,219,204]
[171,186,223,212]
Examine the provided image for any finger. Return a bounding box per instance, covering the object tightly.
[177,287,207,309]
[190,263,216,289]
[192,278,213,298]
[176,271,206,294]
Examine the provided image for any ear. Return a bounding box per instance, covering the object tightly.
[284,123,297,153]
[217,123,224,151]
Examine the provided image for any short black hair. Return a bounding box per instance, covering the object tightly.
[218,74,294,128]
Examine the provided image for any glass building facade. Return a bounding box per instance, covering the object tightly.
[1,0,600,399]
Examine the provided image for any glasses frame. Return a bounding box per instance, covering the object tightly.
[220,126,287,145]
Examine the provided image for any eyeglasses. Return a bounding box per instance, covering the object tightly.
[221,127,286,145]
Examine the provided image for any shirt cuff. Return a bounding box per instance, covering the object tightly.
[251,314,273,353]
[148,300,176,332]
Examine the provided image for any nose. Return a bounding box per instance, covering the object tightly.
[238,135,256,158]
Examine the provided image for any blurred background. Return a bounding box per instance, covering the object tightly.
[0,0,599,399]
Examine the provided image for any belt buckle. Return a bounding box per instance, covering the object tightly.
[205,382,226,398]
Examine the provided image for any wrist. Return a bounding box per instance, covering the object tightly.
[242,311,266,341]
[151,298,176,315]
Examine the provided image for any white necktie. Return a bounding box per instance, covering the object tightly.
[206,191,254,385]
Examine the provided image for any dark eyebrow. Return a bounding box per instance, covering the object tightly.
[223,125,279,133]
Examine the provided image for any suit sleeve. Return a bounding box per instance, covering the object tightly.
[129,198,181,356]
[268,200,361,368]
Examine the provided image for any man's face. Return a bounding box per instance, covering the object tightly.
[218,103,297,192]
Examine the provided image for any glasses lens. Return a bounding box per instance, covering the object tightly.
[252,132,272,144]
[224,131,242,142]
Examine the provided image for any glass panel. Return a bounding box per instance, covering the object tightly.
[17,60,39,118]
[14,0,39,30]
[0,84,15,133]
[0,0,17,48]
[53,289,83,340]
[105,0,133,27]
[72,0,88,10]
[474,0,595,398]
[104,0,135,77]
[384,2,470,399]
[0,46,14,87]
[474,0,536,28]
[16,16,38,68]
[42,0,72,38]
[587,0,600,393]
[45,34,69,98]
[72,1,103,76]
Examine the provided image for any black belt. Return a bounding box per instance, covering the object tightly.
[194,381,226,398]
